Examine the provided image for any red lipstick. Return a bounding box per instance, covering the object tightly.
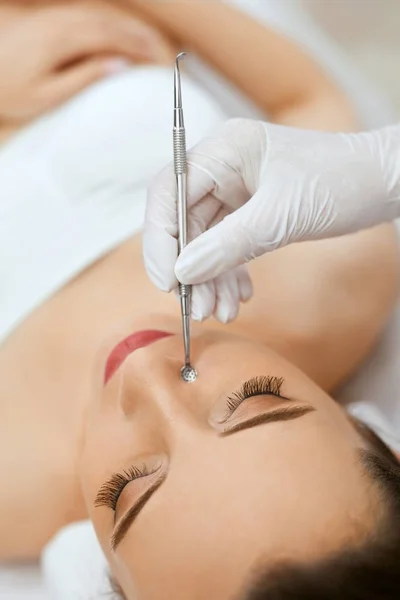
[105,330,173,384]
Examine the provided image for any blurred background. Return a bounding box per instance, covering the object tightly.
[304,0,400,117]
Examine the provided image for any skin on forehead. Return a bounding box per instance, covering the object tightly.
[79,318,380,600]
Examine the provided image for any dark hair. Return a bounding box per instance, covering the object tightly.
[111,424,400,600]
[244,424,400,599]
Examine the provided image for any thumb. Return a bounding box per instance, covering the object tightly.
[174,194,263,285]
[175,219,249,285]
[175,187,287,284]
[43,57,129,109]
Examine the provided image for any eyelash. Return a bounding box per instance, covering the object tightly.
[95,464,151,511]
[96,376,284,509]
[226,375,284,415]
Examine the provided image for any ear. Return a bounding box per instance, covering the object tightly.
[395,452,400,462]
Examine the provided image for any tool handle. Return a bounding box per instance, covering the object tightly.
[173,124,187,175]
[179,282,191,296]
[179,283,191,316]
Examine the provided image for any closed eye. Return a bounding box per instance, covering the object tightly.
[103,376,314,550]
[224,375,286,419]
[221,375,314,435]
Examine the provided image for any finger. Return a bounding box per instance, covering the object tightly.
[236,266,254,303]
[146,131,248,224]
[173,268,248,321]
[153,189,227,294]
[38,57,129,112]
[143,189,222,295]
[175,282,216,321]
[143,123,250,293]
[143,168,179,292]
[143,218,179,293]
[187,193,224,242]
[186,146,249,211]
[213,271,241,324]
[174,208,250,285]
[143,164,221,293]
[191,282,216,321]
[175,188,281,285]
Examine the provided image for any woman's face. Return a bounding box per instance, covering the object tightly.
[79,314,378,600]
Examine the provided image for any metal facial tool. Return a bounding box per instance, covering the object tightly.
[174,53,197,383]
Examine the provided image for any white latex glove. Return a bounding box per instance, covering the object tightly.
[143,118,400,322]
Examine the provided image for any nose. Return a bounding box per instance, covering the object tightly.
[117,333,204,421]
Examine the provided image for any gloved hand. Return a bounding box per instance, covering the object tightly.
[143,118,400,322]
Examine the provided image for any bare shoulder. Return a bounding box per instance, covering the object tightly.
[0,337,87,560]
[0,424,86,560]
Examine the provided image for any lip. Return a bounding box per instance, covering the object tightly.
[104,330,173,384]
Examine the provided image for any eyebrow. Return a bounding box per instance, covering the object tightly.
[111,475,165,551]
[221,404,315,436]
[110,405,315,550]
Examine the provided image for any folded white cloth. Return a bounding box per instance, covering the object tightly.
[42,521,114,600]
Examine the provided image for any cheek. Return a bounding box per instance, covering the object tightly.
[77,403,123,512]
[116,421,367,585]
[77,400,168,515]
[77,417,121,555]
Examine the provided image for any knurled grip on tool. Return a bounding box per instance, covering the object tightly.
[179,279,192,319]
[173,128,187,175]
[179,282,191,300]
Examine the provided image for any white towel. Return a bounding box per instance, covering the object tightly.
[42,521,114,600]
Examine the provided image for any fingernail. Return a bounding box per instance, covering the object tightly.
[240,278,253,303]
[145,263,175,293]
[191,296,206,321]
[215,311,230,324]
[105,58,131,75]
[215,304,232,324]
[192,310,205,322]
